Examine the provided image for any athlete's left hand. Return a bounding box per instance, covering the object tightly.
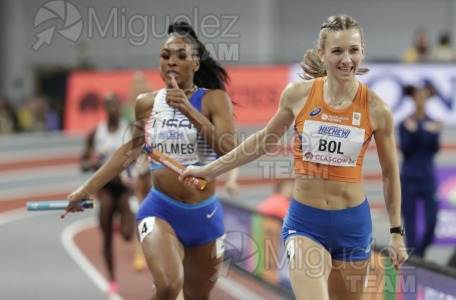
[388,235,408,270]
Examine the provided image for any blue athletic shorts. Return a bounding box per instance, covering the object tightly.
[282,198,372,261]
[136,187,225,247]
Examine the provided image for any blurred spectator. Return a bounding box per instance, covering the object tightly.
[17,96,60,132]
[257,179,294,219]
[0,96,19,134]
[431,31,456,62]
[399,84,441,258]
[17,99,35,132]
[402,29,430,63]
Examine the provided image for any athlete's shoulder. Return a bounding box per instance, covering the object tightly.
[201,89,234,115]
[280,79,315,108]
[283,80,314,100]
[367,88,390,112]
[285,79,314,96]
[202,88,229,101]
[135,91,158,121]
[137,90,158,102]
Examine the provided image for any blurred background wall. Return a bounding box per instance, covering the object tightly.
[1,0,456,102]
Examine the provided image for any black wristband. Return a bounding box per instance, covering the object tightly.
[390,226,404,236]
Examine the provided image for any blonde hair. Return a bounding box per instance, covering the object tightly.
[301,14,369,80]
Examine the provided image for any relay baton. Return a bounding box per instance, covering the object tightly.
[141,144,207,190]
[27,199,94,211]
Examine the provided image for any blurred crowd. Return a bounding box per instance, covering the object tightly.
[402,29,456,63]
[0,95,61,135]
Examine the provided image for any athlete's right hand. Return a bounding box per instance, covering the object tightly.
[61,186,92,219]
[179,165,214,188]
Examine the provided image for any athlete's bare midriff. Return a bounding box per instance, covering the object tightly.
[152,168,217,204]
[293,174,366,210]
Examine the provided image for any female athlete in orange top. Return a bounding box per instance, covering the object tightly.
[181,14,408,300]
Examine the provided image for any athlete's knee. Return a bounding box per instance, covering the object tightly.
[154,270,184,299]
[152,270,184,299]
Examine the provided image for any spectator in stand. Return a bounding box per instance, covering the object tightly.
[402,28,430,63]
[17,96,60,132]
[431,31,456,63]
[0,96,19,134]
[35,96,60,131]
[17,99,35,132]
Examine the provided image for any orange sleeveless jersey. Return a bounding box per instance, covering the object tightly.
[293,77,373,183]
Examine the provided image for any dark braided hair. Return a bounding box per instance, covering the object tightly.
[167,22,230,91]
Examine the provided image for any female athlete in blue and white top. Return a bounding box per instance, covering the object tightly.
[65,22,238,300]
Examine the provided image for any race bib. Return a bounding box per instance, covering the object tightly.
[301,120,365,167]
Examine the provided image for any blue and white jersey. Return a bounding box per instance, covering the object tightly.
[144,88,218,170]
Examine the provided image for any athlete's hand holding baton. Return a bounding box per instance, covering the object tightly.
[61,186,93,218]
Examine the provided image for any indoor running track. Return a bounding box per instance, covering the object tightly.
[0,196,290,300]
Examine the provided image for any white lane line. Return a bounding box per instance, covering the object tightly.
[1,211,268,299]
[1,209,268,299]
[60,217,123,300]
[0,209,121,299]
[59,216,265,300]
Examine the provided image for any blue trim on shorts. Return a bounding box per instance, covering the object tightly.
[282,198,372,261]
[136,187,224,247]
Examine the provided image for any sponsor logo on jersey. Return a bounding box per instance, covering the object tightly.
[317,125,351,138]
[352,112,361,126]
[321,114,349,123]
[310,107,322,117]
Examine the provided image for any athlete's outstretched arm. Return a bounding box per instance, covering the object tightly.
[180,84,296,183]
[64,93,154,213]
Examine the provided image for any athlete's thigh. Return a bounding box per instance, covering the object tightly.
[182,237,225,299]
[139,217,185,282]
[328,259,370,300]
[286,235,332,300]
